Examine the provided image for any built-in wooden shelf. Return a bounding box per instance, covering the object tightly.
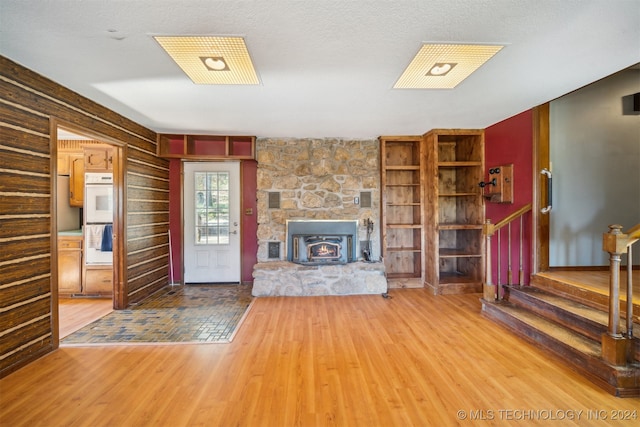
[157,134,255,160]
[424,129,485,295]
[439,248,482,257]
[438,161,482,167]
[380,136,425,288]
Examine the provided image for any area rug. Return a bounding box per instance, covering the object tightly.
[62,284,253,345]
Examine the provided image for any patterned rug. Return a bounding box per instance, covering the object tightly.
[62,284,253,345]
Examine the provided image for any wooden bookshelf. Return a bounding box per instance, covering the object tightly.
[424,129,485,295]
[380,136,425,288]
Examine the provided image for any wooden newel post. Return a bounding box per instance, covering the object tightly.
[483,220,496,301]
[601,224,630,366]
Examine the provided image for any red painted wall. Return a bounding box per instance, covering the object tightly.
[240,160,258,283]
[484,110,534,288]
[168,159,182,284]
[168,159,258,284]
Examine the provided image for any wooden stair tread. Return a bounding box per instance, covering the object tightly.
[484,274,640,397]
[508,286,640,330]
[485,300,601,357]
[531,272,640,317]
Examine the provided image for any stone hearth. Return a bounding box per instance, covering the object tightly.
[252,261,386,297]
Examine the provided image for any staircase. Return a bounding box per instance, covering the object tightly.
[481,274,640,397]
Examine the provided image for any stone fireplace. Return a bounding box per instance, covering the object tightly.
[251,138,386,296]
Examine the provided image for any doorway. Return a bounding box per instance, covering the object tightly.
[534,66,640,272]
[183,162,241,284]
[53,121,124,341]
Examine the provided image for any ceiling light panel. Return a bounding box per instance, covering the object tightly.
[394,44,503,89]
[154,36,259,85]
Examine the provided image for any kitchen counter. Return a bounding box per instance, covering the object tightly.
[59,229,83,236]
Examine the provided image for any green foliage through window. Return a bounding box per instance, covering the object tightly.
[195,171,230,245]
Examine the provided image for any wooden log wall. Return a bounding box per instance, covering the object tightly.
[0,55,170,378]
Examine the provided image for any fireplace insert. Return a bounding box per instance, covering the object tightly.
[286,220,358,265]
[291,234,353,264]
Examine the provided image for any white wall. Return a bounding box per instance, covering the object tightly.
[550,68,640,266]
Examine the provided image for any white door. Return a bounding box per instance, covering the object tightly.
[183,162,241,283]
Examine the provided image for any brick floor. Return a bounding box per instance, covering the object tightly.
[62,284,253,344]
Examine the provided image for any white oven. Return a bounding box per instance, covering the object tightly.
[85,173,113,265]
[85,173,113,223]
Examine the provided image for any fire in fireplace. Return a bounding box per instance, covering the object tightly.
[287,220,358,265]
[305,237,342,261]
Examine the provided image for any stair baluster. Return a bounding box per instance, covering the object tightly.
[482,204,532,301]
[602,223,639,365]
[483,219,496,301]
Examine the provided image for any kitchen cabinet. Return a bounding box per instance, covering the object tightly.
[424,129,485,295]
[380,136,425,288]
[69,153,85,207]
[84,146,114,171]
[58,235,82,295]
[84,267,113,295]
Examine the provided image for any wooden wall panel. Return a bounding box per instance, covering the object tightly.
[0,237,51,263]
[0,194,49,215]
[125,145,170,305]
[127,234,168,254]
[0,149,49,175]
[0,55,170,378]
[128,257,170,284]
[127,186,171,202]
[0,218,50,238]
[0,317,51,365]
[127,212,170,227]
[1,172,50,193]
[1,128,49,155]
[128,223,171,240]
[0,258,50,287]
[1,279,51,307]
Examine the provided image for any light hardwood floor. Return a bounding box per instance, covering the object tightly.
[58,298,114,338]
[2,289,639,426]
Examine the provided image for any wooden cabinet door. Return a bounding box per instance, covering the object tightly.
[84,147,113,171]
[58,238,82,294]
[69,154,84,207]
[85,268,113,294]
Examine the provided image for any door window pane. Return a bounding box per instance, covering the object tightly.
[194,171,230,245]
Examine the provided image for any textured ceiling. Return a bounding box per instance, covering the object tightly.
[1,0,639,138]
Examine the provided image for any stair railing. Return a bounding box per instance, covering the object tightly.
[603,223,639,336]
[602,223,639,365]
[483,204,532,301]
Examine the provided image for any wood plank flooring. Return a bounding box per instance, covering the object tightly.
[3,289,639,426]
[58,298,113,338]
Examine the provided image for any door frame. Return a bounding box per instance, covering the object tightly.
[532,103,551,274]
[50,118,127,347]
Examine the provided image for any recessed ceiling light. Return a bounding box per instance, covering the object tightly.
[394,44,503,89]
[154,36,259,85]
[201,57,229,71]
[427,63,457,76]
